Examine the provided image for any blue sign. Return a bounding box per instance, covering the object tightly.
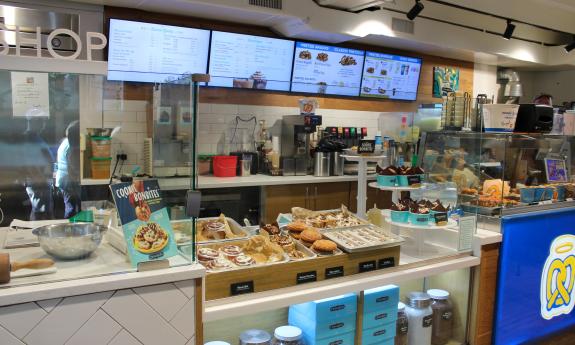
[493,208,575,345]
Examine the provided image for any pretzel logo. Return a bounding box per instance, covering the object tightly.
[540,235,575,320]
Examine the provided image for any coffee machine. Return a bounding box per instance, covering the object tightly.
[281,115,322,175]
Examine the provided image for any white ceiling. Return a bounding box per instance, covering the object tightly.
[36,0,575,69]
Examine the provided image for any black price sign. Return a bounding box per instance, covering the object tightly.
[230,281,254,296]
[378,257,395,269]
[373,329,387,337]
[359,260,377,273]
[433,212,448,225]
[358,140,375,154]
[407,175,422,185]
[325,266,344,279]
[297,271,317,284]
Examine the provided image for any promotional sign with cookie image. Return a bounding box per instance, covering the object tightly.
[111,180,178,267]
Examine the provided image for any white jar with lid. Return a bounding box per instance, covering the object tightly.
[427,289,453,345]
[272,326,303,345]
[405,292,433,345]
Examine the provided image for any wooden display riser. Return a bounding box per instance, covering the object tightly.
[205,246,400,300]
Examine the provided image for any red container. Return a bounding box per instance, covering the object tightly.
[213,155,238,177]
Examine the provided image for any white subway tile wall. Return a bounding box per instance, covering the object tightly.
[84,101,382,176]
[196,103,381,154]
[102,100,148,174]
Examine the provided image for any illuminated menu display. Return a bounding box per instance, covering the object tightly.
[208,31,295,91]
[107,19,210,83]
[360,51,422,101]
[291,42,365,96]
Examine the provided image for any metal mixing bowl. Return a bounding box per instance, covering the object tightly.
[32,223,107,260]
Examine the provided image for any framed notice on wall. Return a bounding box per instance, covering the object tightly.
[11,72,50,118]
[433,67,460,98]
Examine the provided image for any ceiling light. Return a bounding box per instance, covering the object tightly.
[565,38,575,53]
[406,0,424,20]
[502,20,515,40]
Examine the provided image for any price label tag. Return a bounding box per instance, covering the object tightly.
[359,260,377,273]
[325,266,344,279]
[296,271,317,284]
[230,281,254,296]
[378,257,395,269]
[407,175,422,185]
[433,212,448,225]
[358,140,375,154]
[458,216,476,251]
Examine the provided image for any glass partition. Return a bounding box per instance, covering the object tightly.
[0,68,196,289]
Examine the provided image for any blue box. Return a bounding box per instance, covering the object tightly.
[362,307,398,330]
[390,210,409,223]
[302,330,356,345]
[362,334,394,345]
[377,175,397,187]
[363,285,399,313]
[361,322,396,345]
[289,309,356,340]
[289,293,357,322]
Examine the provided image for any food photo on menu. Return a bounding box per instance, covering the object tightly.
[110,180,178,267]
[208,31,294,91]
[291,42,365,96]
[360,51,422,101]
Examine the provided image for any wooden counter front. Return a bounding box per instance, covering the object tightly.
[205,246,400,300]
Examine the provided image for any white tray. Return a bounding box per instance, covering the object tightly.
[369,182,424,191]
[385,217,456,230]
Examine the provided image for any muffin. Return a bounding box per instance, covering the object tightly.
[260,223,281,235]
[376,165,398,187]
[409,206,431,226]
[390,202,409,223]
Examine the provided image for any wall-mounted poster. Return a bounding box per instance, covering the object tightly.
[433,67,460,98]
[11,72,50,118]
[179,105,192,124]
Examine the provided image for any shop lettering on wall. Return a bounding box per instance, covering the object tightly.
[0,24,107,61]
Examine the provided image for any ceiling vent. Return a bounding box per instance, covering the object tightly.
[249,0,282,10]
[392,17,415,34]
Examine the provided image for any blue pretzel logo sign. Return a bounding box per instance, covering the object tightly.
[540,235,575,320]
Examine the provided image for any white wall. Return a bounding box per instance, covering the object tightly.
[473,63,498,99]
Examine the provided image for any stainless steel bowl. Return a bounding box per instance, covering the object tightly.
[32,223,107,260]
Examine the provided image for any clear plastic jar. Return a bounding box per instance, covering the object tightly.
[239,329,271,345]
[395,302,409,345]
[405,292,433,345]
[427,289,453,345]
[272,326,303,345]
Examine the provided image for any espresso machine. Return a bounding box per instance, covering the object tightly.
[281,115,322,175]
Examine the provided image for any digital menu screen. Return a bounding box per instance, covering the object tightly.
[360,51,422,101]
[107,19,210,83]
[291,42,365,96]
[208,31,295,91]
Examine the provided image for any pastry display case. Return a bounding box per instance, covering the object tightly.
[420,131,575,230]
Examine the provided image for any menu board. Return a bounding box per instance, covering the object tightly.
[107,19,210,83]
[360,51,422,101]
[208,31,294,91]
[291,42,365,96]
[110,180,178,267]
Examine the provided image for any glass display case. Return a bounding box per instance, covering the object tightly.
[420,131,575,230]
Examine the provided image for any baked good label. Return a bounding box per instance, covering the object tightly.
[230,281,254,295]
[296,271,317,284]
[325,266,344,279]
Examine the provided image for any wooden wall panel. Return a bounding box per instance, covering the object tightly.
[472,243,500,345]
[103,6,474,112]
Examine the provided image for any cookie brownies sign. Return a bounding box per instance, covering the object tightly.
[110,180,178,267]
[0,24,107,60]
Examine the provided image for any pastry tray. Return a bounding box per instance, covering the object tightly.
[191,239,290,273]
[320,225,404,253]
[288,208,369,229]
[461,203,502,216]
[171,217,249,245]
[258,229,317,261]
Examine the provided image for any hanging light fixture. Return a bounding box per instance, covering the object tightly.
[565,37,575,52]
[406,0,424,20]
[502,20,516,40]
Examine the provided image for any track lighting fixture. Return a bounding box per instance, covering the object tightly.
[406,0,424,20]
[502,20,515,40]
[565,38,575,52]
